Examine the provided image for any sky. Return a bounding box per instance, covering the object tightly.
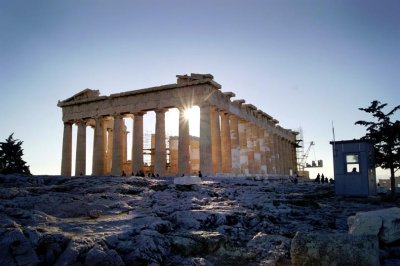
[1,0,399,179]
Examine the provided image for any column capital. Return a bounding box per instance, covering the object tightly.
[75,119,87,126]
[199,102,212,109]
[210,106,220,112]
[93,115,106,122]
[155,108,167,114]
[112,113,124,119]
[133,111,146,116]
[177,106,193,112]
[219,110,230,116]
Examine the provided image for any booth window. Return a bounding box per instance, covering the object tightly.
[346,154,359,173]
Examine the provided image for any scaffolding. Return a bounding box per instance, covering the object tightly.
[142,131,171,174]
[296,128,323,178]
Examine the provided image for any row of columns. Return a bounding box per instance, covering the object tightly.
[199,105,297,177]
[61,106,297,177]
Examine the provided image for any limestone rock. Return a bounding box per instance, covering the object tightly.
[130,216,173,233]
[85,245,124,266]
[37,233,70,265]
[55,238,94,266]
[0,228,39,266]
[348,207,400,244]
[166,255,213,266]
[1,174,399,265]
[291,232,379,266]
[246,232,290,263]
[168,230,226,256]
[88,209,102,219]
[124,230,170,264]
[168,210,227,230]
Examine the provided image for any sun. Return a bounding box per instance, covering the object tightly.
[184,106,199,121]
[183,106,200,136]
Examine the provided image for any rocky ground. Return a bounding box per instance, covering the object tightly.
[0,174,399,266]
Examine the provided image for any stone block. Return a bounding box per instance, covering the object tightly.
[348,207,400,244]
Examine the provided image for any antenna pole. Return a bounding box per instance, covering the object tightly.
[332,120,336,157]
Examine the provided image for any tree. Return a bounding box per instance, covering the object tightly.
[355,100,400,196]
[0,133,31,175]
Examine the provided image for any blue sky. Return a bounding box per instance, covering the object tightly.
[1,0,399,178]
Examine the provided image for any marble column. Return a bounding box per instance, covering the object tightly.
[211,107,222,174]
[111,115,124,176]
[290,141,295,174]
[280,136,285,175]
[178,108,190,176]
[229,115,240,175]
[253,124,261,174]
[106,128,113,174]
[122,126,127,164]
[238,119,248,175]
[272,133,279,174]
[75,120,86,176]
[200,104,212,177]
[258,127,267,175]
[264,129,273,174]
[61,121,73,176]
[282,139,288,175]
[275,135,281,174]
[92,117,106,176]
[289,141,295,174]
[292,142,298,173]
[154,109,166,176]
[132,112,144,175]
[246,123,254,174]
[277,136,284,175]
[220,111,232,174]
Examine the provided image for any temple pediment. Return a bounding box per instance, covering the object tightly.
[59,89,100,105]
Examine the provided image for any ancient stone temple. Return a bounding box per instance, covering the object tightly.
[58,73,298,177]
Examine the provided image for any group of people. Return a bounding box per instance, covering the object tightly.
[315,173,334,184]
[119,170,160,178]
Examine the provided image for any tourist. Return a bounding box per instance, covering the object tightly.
[198,170,202,178]
[321,174,325,184]
[289,174,298,184]
[315,173,321,183]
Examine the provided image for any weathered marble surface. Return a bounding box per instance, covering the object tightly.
[348,207,400,244]
[0,174,399,265]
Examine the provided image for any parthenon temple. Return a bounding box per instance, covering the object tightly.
[58,74,298,177]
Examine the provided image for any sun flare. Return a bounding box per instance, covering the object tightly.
[184,106,200,121]
[183,106,200,136]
